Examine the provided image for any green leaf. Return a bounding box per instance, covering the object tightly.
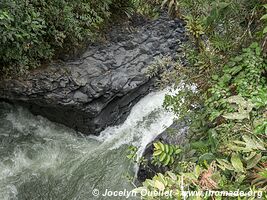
[158,142,165,151]
[170,156,174,164]
[242,135,265,151]
[228,142,247,152]
[194,165,201,177]
[218,2,230,9]
[263,26,267,34]
[217,159,234,171]
[221,74,232,83]
[229,95,254,111]
[223,112,249,120]
[167,171,177,181]
[165,144,169,154]
[153,150,162,156]
[144,179,154,188]
[154,180,165,191]
[231,154,244,172]
[175,149,182,154]
[254,121,267,135]
[191,141,208,151]
[229,136,265,153]
[259,170,267,178]
[153,142,161,150]
[163,155,171,166]
[260,14,267,20]
[169,145,174,155]
[236,174,246,184]
[223,95,255,120]
[157,173,167,185]
[246,153,261,169]
[199,153,216,163]
[159,152,167,162]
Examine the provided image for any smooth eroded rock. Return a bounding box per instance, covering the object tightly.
[0,15,186,135]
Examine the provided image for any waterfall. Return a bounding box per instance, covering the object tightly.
[0,89,175,200]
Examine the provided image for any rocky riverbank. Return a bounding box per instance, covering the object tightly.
[0,15,185,135]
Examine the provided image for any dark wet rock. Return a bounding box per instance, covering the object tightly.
[137,120,188,183]
[0,15,185,135]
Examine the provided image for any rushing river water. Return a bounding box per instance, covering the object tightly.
[0,89,175,200]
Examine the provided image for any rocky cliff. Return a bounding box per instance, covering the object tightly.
[0,15,185,135]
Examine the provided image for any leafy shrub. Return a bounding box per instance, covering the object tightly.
[153,43,266,198]
[132,0,161,17]
[0,0,138,76]
[0,1,51,75]
[132,0,267,199]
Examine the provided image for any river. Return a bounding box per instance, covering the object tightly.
[0,89,175,200]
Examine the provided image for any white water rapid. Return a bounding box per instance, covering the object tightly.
[0,89,175,200]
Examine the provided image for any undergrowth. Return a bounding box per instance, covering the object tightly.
[130,0,267,199]
[0,0,157,77]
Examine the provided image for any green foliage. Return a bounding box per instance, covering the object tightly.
[133,172,182,199]
[0,0,141,76]
[0,1,51,75]
[131,0,161,18]
[127,145,147,166]
[152,141,181,167]
[205,43,266,125]
[127,145,138,161]
[185,44,267,194]
[133,172,180,199]
[134,0,267,198]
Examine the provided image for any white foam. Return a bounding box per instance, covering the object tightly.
[88,88,176,152]
[0,86,195,199]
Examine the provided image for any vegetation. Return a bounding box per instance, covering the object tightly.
[1,0,267,198]
[133,0,267,199]
[152,141,182,167]
[0,0,150,76]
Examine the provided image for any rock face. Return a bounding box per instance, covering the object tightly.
[0,15,185,135]
[137,121,188,183]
